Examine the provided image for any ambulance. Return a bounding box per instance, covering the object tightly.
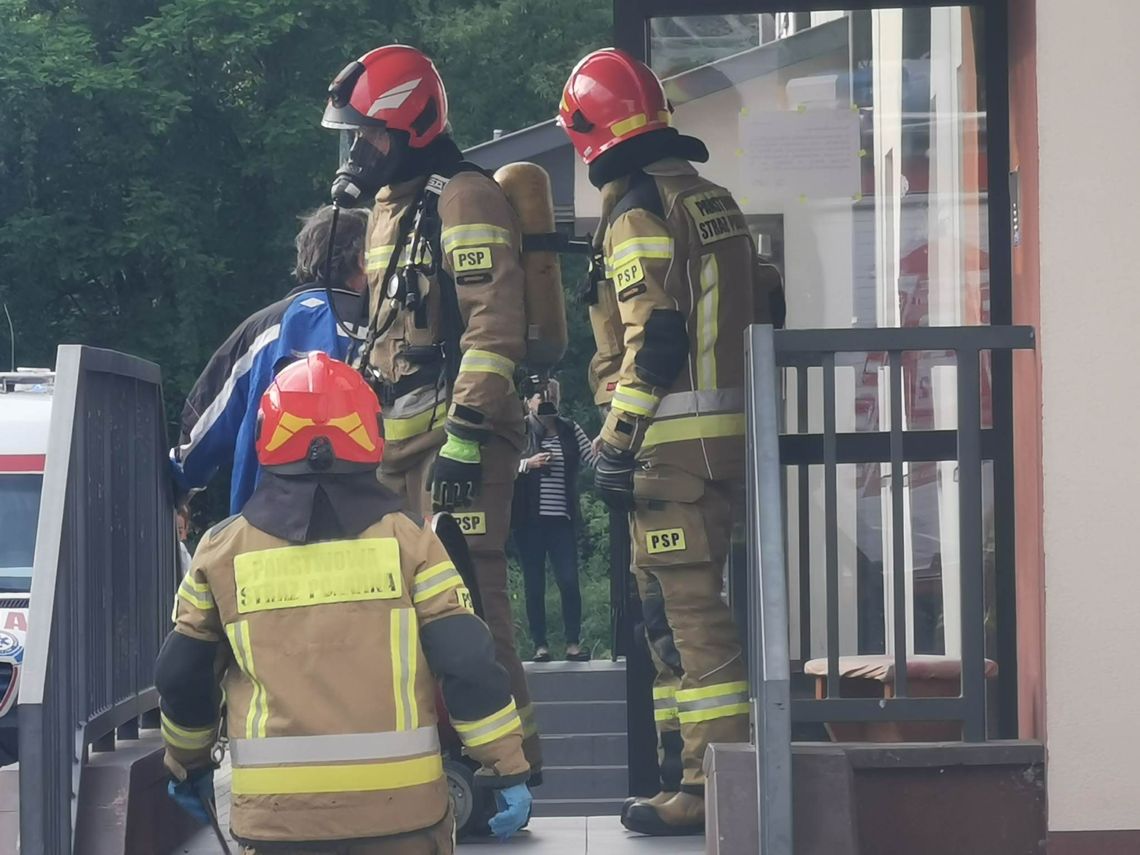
[0,368,53,765]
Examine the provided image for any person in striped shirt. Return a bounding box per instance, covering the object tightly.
[511,382,596,662]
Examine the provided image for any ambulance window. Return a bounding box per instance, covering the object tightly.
[0,475,41,591]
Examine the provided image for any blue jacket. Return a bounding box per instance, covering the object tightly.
[170,284,364,514]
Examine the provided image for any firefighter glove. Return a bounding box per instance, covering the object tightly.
[431,434,482,512]
[167,768,214,825]
[595,443,636,512]
[489,783,533,841]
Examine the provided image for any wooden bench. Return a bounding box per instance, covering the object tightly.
[804,655,999,742]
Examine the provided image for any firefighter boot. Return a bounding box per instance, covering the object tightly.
[622,791,704,837]
[621,729,683,819]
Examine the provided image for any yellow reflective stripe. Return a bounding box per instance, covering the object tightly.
[459,348,515,379]
[161,713,215,751]
[676,681,749,703]
[365,244,396,274]
[655,707,680,723]
[678,702,751,724]
[391,609,419,731]
[653,686,677,700]
[177,574,214,611]
[610,112,648,138]
[454,700,522,747]
[642,413,746,447]
[606,235,674,274]
[696,254,720,390]
[226,621,267,739]
[231,753,443,796]
[517,702,539,738]
[413,574,463,604]
[441,224,512,253]
[611,384,660,418]
[384,401,447,441]
[414,560,458,586]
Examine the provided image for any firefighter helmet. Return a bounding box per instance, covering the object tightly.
[322,45,448,149]
[256,352,383,473]
[557,48,672,164]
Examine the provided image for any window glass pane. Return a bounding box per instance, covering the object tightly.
[650,7,990,332]
[0,474,41,592]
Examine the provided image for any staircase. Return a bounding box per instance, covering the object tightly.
[526,659,629,817]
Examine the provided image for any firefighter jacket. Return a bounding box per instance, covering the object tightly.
[592,158,782,482]
[154,472,529,847]
[363,170,527,471]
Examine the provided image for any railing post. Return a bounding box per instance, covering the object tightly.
[746,324,793,855]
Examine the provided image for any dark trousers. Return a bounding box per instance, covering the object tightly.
[516,516,582,647]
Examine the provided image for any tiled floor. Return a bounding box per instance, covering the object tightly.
[181,769,705,855]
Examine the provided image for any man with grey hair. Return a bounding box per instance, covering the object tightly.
[170,205,370,514]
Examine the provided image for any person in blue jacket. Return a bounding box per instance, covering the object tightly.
[169,205,370,513]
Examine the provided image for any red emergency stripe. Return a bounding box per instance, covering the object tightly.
[0,454,45,473]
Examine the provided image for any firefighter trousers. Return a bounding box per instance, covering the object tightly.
[380,435,542,769]
[241,807,455,854]
[630,466,749,789]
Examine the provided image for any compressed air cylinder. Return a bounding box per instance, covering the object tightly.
[493,162,567,370]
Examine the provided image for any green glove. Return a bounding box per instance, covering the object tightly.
[431,434,482,512]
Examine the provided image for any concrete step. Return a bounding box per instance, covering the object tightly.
[532,797,627,818]
[539,732,627,767]
[523,660,627,703]
[533,700,626,735]
[536,765,628,801]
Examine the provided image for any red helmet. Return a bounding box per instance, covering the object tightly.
[557,48,672,164]
[322,45,448,148]
[256,353,383,473]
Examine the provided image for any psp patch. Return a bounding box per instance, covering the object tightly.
[452,246,493,273]
[613,258,646,292]
[645,528,687,554]
[452,512,488,536]
[457,587,475,612]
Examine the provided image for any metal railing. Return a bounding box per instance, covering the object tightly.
[744,323,1035,854]
[18,345,178,854]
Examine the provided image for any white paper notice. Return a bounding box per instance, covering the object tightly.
[739,109,861,200]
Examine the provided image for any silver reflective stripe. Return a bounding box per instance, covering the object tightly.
[458,706,519,743]
[387,384,442,420]
[654,697,676,711]
[676,689,750,714]
[654,388,744,419]
[230,725,440,767]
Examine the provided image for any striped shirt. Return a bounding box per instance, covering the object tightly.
[520,421,596,519]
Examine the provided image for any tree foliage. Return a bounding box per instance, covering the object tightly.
[0,0,614,654]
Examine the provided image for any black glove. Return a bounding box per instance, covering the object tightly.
[431,435,482,512]
[594,444,636,512]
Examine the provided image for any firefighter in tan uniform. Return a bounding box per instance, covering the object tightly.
[156,353,533,852]
[559,49,786,836]
[320,45,542,771]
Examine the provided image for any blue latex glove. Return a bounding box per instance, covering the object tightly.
[168,769,215,825]
[488,782,533,841]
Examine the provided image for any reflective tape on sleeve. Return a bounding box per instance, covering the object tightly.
[384,401,448,441]
[161,713,216,752]
[365,244,396,274]
[441,224,512,253]
[413,560,463,604]
[605,235,674,275]
[177,573,214,612]
[453,700,522,747]
[610,384,661,418]
[459,349,515,380]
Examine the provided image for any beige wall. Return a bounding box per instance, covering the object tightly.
[1038,0,1140,833]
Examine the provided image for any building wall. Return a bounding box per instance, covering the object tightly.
[1037,0,1140,838]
